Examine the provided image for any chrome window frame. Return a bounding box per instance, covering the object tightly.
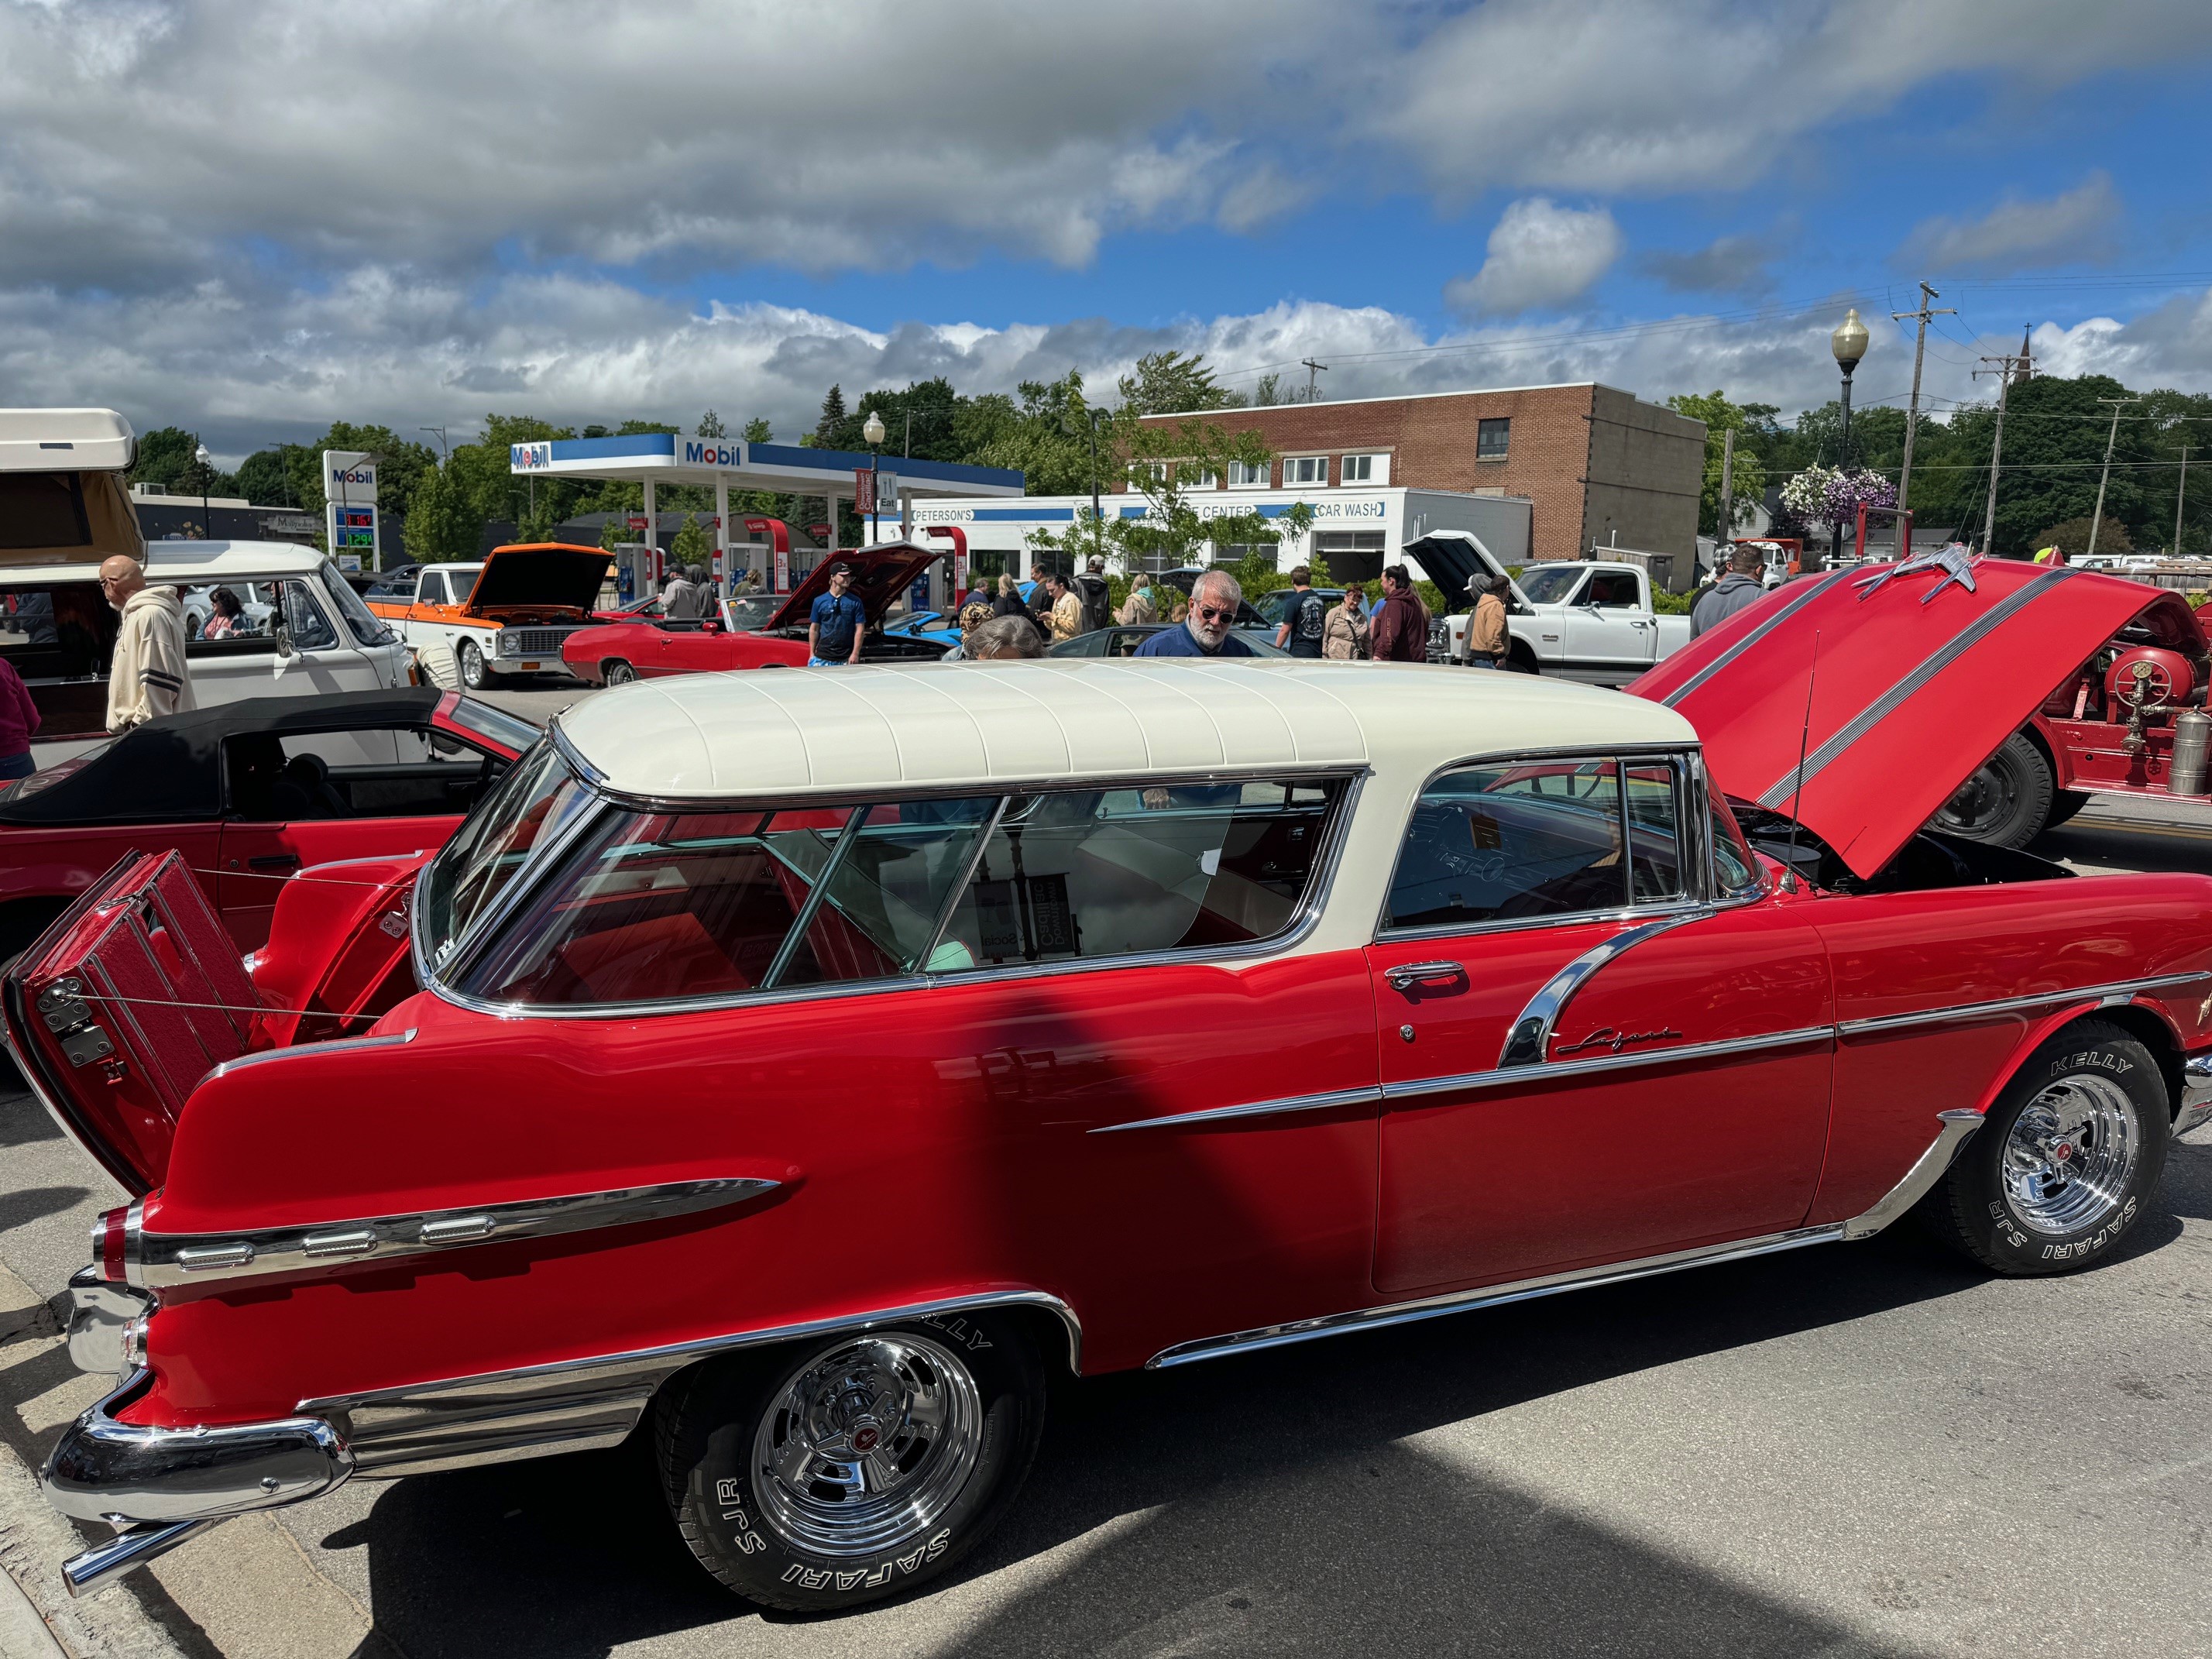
[414,761,1368,1022]
[1373,743,1717,944]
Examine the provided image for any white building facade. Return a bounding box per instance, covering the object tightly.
[912,486,1532,586]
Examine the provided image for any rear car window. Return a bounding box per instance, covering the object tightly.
[446,775,1350,1008]
[0,474,91,549]
[1383,757,1686,929]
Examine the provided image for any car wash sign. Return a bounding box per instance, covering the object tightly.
[322,450,380,567]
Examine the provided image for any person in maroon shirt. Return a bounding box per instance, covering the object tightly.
[1367,565,1432,662]
[0,656,41,780]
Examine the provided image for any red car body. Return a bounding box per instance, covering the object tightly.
[561,543,949,684]
[13,564,2212,1607]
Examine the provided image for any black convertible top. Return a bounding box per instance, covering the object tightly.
[0,688,446,827]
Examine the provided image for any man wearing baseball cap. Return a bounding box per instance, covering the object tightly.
[809,562,867,666]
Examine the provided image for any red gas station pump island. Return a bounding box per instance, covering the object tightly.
[508,432,1023,607]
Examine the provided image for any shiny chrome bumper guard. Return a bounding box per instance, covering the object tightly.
[2178,1056,2212,1139]
[42,1369,352,1597]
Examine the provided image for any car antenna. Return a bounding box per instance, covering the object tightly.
[1787,630,1821,884]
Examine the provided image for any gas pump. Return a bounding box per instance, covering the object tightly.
[740,517,791,592]
[922,526,969,613]
[609,542,660,607]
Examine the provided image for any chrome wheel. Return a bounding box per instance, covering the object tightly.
[603,660,637,685]
[750,1333,983,1559]
[2001,1075,2141,1235]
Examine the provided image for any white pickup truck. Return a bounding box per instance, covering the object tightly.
[1441,555,1692,685]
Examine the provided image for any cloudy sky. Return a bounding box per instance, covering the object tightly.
[5,0,2212,461]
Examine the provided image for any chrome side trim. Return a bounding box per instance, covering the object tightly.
[1835,972,2212,1038]
[302,1289,1086,1479]
[201,1028,417,1084]
[61,1518,225,1599]
[1374,896,1707,948]
[2177,1055,2212,1139]
[129,1176,778,1291]
[1657,567,1856,709]
[1386,1025,1834,1101]
[1089,1084,1382,1135]
[1839,1110,1984,1239]
[1757,565,2077,809]
[42,1369,352,1525]
[1497,912,1704,1066]
[1146,1224,1847,1369]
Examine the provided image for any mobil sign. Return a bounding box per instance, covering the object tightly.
[322,449,378,503]
[682,439,744,468]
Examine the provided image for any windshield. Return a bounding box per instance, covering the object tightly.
[418,738,599,972]
[0,741,112,805]
[319,564,391,647]
[725,595,781,630]
[447,697,541,755]
[1517,567,1586,606]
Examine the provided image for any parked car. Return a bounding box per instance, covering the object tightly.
[17,601,2212,1607]
[365,544,613,689]
[1439,548,1689,682]
[361,563,424,601]
[1046,623,1286,658]
[1637,549,2212,849]
[2,409,409,761]
[561,542,951,685]
[0,688,531,959]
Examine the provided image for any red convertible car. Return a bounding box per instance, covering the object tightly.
[0,688,531,959]
[12,565,2212,1610]
[560,542,950,685]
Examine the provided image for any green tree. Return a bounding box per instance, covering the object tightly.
[2030,515,2132,555]
[404,462,476,562]
[815,385,848,446]
[1117,350,1233,416]
[1667,392,1771,538]
[232,448,298,507]
[742,417,773,444]
[696,410,727,438]
[668,513,711,571]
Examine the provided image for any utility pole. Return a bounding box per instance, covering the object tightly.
[2087,396,2143,561]
[1300,359,1328,403]
[1716,427,1736,544]
[1973,346,2032,554]
[419,425,449,462]
[2177,446,2192,557]
[1890,282,1953,512]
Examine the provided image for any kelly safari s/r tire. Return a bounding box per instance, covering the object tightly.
[656,1313,1044,1613]
[1925,1018,2169,1275]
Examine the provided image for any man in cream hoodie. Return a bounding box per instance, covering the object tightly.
[100,555,195,731]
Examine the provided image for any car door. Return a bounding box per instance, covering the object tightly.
[1364,753,1833,1294]
[1561,570,1655,670]
[215,721,500,950]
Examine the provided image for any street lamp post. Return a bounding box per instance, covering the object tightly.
[863,410,887,545]
[1087,408,1110,567]
[193,441,214,541]
[1830,307,1870,562]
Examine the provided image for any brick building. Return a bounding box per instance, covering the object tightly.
[1136,382,1705,568]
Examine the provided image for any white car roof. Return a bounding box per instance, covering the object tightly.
[144,541,336,581]
[555,659,1695,800]
[0,407,134,472]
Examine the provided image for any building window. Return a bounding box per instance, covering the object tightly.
[1228,459,1271,488]
[1283,455,1328,486]
[1341,453,1389,485]
[1141,462,1168,484]
[1477,418,1510,461]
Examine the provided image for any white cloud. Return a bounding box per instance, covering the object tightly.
[1445,199,1622,318]
[1896,173,2121,274]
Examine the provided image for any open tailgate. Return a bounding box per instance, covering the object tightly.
[2,850,263,1193]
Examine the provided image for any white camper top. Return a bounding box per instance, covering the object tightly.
[0,409,137,473]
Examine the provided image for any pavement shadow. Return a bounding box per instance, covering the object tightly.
[325,1229,1982,1658]
[0,1183,91,1235]
[0,1085,64,1148]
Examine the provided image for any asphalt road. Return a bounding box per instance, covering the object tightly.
[2,717,2210,1657]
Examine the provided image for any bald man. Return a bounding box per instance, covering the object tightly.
[101,555,194,731]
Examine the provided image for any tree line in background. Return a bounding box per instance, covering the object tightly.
[1672,375,2212,558]
[127,349,2212,572]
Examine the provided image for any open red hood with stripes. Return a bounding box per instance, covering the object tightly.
[1629,557,2171,878]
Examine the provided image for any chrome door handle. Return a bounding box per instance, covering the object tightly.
[1386,960,1465,991]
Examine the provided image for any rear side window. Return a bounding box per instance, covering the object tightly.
[1383,757,1686,930]
[449,775,1349,1007]
[0,474,91,549]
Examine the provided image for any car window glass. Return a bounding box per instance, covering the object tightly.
[1517,567,1585,606]
[319,565,388,646]
[279,581,338,651]
[1623,763,1682,901]
[226,726,504,823]
[934,778,1345,970]
[178,582,280,652]
[446,698,539,754]
[455,797,999,1005]
[421,741,594,967]
[1589,572,1640,608]
[0,584,113,684]
[1712,798,1760,891]
[1385,761,1626,929]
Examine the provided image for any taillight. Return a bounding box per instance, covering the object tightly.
[97,1207,127,1282]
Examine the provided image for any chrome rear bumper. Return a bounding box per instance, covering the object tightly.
[2179,1056,2212,1139]
[42,1370,352,1595]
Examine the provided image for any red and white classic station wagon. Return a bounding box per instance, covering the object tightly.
[11,555,2212,1611]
